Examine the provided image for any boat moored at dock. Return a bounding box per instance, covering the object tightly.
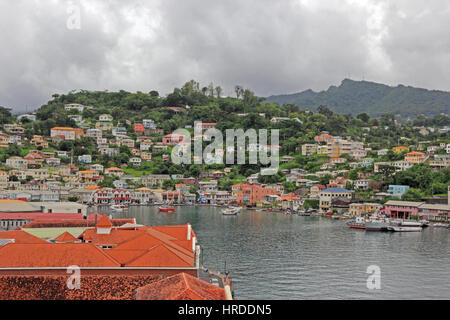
[387,226,423,232]
[347,216,366,229]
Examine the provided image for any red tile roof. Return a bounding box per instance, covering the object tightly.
[53,232,79,243]
[20,218,135,229]
[0,230,47,244]
[0,275,157,300]
[0,243,121,268]
[0,213,83,221]
[96,215,113,228]
[136,273,226,300]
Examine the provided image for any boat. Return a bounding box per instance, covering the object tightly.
[159,206,175,212]
[387,226,422,232]
[222,207,241,216]
[432,222,450,228]
[419,220,430,227]
[347,216,366,229]
[365,218,390,231]
[390,219,422,227]
[298,210,312,216]
[110,204,129,212]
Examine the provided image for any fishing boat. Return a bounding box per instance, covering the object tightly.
[110,204,129,212]
[159,206,175,212]
[387,226,422,232]
[347,216,366,229]
[222,207,241,216]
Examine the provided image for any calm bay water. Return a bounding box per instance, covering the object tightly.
[112,206,450,300]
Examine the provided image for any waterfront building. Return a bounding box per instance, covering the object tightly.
[232,184,280,206]
[319,188,354,213]
[349,203,382,216]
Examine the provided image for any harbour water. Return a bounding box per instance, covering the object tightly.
[112,206,450,300]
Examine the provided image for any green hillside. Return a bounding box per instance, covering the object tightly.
[265,79,450,118]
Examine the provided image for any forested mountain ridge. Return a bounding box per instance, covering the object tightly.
[265,79,450,118]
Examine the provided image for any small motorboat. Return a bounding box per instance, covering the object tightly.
[159,206,175,212]
[110,204,129,212]
[387,226,422,232]
[222,207,241,216]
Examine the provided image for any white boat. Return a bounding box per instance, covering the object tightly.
[110,204,129,212]
[387,226,422,232]
[390,219,422,227]
[222,207,241,216]
[432,223,450,228]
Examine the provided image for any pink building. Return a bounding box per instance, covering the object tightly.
[383,200,422,219]
[163,134,185,145]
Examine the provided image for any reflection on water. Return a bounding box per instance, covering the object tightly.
[111,206,450,300]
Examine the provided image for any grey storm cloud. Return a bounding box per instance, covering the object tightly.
[1,0,450,112]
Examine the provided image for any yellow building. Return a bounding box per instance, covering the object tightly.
[349,203,382,216]
[392,146,410,154]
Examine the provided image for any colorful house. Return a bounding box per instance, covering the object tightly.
[404,151,427,164]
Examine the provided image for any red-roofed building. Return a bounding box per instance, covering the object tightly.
[137,273,226,300]
[52,232,80,243]
[0,219,232,300]
[163,134,185,145]
[0,230,47,244]
[134,124,145,134]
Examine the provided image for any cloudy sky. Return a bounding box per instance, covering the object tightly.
[1,0,450,112]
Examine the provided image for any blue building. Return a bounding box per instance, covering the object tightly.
[387,185,410,197]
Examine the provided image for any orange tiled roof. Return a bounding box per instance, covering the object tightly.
[136,273,226,300]
[96,215,113,228]
[53,232,79,243]
[0,275,157,300]
[0,243,121,268]
[106,167,122,171]
[0,230,47,244]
